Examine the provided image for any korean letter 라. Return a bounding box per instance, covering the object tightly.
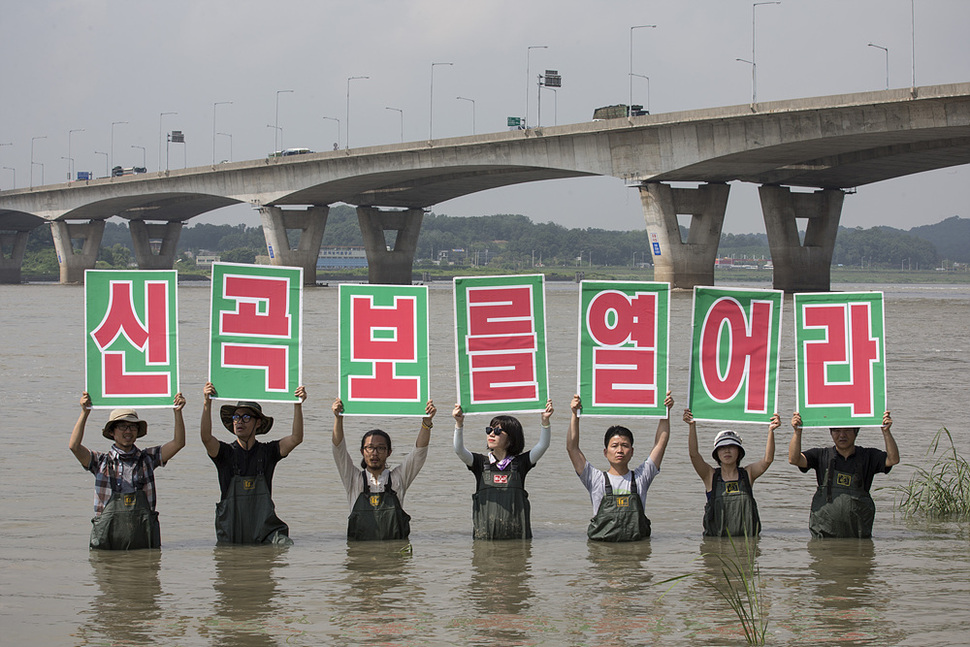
[485,427,505,436]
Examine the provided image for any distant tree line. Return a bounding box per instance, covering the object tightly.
[18,208,966,276]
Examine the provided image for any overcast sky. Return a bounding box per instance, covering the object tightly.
[2,0,968,234]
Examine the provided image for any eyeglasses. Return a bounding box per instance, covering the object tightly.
[114,422,139,432]
[232,414,254,423]
[362,445,389,454]
[485,427,505,436]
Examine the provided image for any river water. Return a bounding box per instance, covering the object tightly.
[1,279,968,646]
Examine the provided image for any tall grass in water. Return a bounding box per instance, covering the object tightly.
[890,427,970,520]
[658,534,768,645]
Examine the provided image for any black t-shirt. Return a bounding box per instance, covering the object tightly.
[801,445,890,492]
[210,439,283,500]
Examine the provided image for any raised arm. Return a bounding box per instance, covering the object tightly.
[881,411,900,467]
[200,382,221,458]
[160,392,186,463]
[685,407,714,487]
[746,413,779,482]
[788,411,808,468]
[331,397,345,447]
[566,395,587,474]
[416,400,436,448]
[648,392,674,468]
[279,385,306,457]
[69,392,93,468]
[453,403,473,466]
[528,399,554,464]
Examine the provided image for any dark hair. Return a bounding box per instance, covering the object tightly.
[488,415,524,456]
[829,427,860,436]
[359,429,392,469]
[603,425,635,448]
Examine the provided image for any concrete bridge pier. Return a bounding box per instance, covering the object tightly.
[0,230,30,284]
[50,219,106,284]
[356,206,424,284]
[259,205,329,285]
[129,220,183,270]
[638,182,730,289]
[759,185,844,292]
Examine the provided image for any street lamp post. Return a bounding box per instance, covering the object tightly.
[131,145,146,168]
[212,101,232,164]
[630,24,656,116]
[110,121,128,170]
[385,108,403,142]
[456,97,476,135]
[30,135,46,188]
[430,62,452,140]
[630,73,651,114]
[68,128,84,181]
[322,116,341,150]
[60,156,73,182]
[217,133,232,162]
[95,151,108,178]
[158,112,177,171]
[1,167,13,189]
[749,2,780,105]
[868,43,889,90]
[525,46,547,128]
[346,76,368,149]
[275,90,294,153]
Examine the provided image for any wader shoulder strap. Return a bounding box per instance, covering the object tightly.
[362,471,396,496]
[823,447,837,503]
[602,471,638,496]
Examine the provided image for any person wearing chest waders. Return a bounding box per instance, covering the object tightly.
[200,382,306,545]
[566,393,673,542]
[452,400,554,540]
[788,410,899,539]
[331,398,436,541]
[69,391,186,550]
[684,409,780,538]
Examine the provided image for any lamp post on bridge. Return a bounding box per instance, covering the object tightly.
[131,145,146,169]
[322,116,340,150]
[868,42,889,90]
[95,151,108,178]
[2,166,14,190]
[212,101,232,164]
[217,133,232,162]
[30,135,46,188]
[748,2,780,105]
[525,46,547,129]
[430,63,452,140]
[346,76,368,149]
[630,73,651,114]
[456,97,475,135]
[67,129,84,181]
[385,108,403,142]
[275,90,293,153]
[158,112,177,172]
[630,24,656,117]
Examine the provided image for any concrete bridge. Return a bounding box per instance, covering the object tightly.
[2,82,969,290]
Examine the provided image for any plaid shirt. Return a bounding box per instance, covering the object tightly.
[86,445,164,515]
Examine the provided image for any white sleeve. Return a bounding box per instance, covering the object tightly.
[527,424,552,465]
[454,425,474,466]
[332,438,363,507]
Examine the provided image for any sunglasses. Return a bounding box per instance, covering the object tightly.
[114,422,139,432]
[485,427,505,436]
[232,414,255,423]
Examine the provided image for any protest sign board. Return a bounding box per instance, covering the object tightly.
[338,283,430,416]
[208,262,302,402]
[454,274,548,414]
[577,281,669,417]
[794,291,886,427]
[84,269,178,408]
[689,286,783,423]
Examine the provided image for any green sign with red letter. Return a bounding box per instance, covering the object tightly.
[794,291,886,428]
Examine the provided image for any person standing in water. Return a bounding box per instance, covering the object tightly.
[788,410,898,538]
[200,382,306,545]
[70,391,186,550]
[684,409,780,538]
[566,393,674,542]
[452,400,554,540]
[331,398,436,541]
